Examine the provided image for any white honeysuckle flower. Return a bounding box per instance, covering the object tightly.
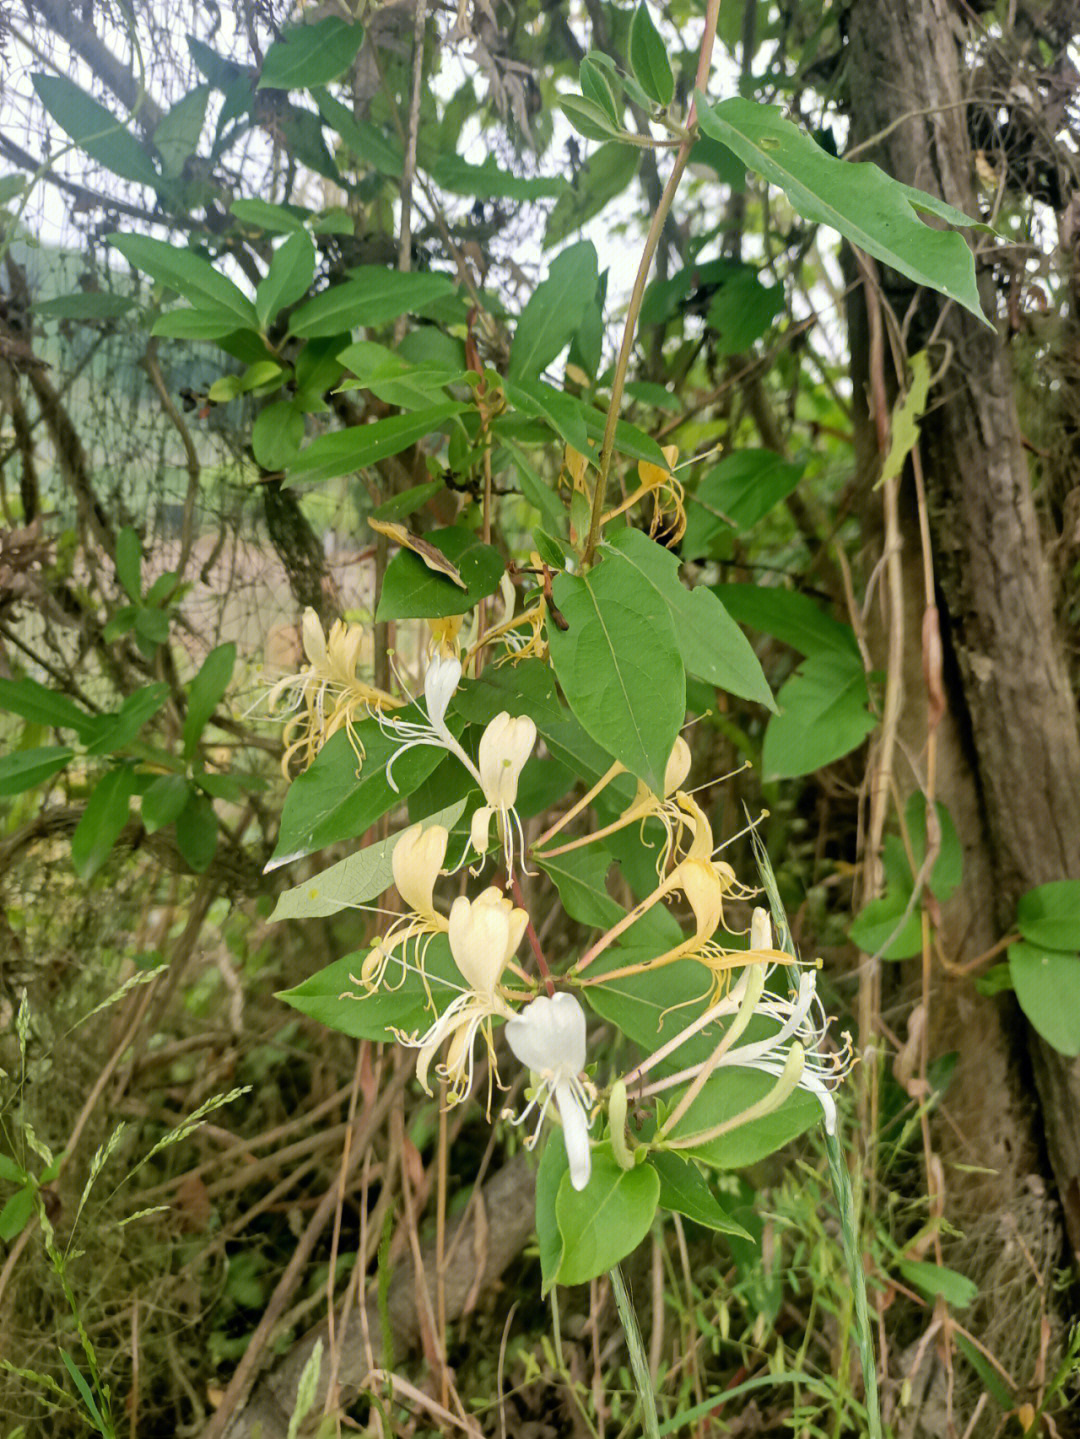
[378,653,485,795]
[378,655,537,880]
[395,886,527,1107]
[641,961,852,1136]
[470,711,537,875]
[505,992,595,1191]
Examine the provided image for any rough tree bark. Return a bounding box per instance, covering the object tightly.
[845,0,1080,1268]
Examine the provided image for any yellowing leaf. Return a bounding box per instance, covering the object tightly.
[367,519,467,588]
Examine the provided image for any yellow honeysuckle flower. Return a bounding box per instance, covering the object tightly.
[395,886,528,1108]
[355,822,450,992]
[267,607,402,775]
[603,443,687,544]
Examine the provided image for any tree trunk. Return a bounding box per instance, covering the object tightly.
[845,0,1080,1375]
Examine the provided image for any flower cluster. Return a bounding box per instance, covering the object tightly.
[276,599,851,1197]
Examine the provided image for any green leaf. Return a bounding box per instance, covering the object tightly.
[848,834,921,960]
[548,555,685,795]
[880,350,931,487]
[558,94,623,142]
[313,89,403,176]
[176,792,218,872]
[604,529,774,709]
[684,452,804,553]
[430,153,567,200]
[141,775,192,834]
[182,643,236,759]
[896,1259,978,1310]
[706,270,784,355]
[85,684,171,756]
[33,291,133,321]
[905,793,962,902]
[713,583,857,657]
[0,1187,34,1243]
[59,1350,106,1431]
[371,481,444,523]
[0,174,26,204]
[270,799,466,921]
[153,86,210,177]
[762,650,876,778]
[509,242,599,380]
[277,934,463,1040]
[503,377,590,454]
[544,144,640,250]
[32,75,161,189]
[650,1152,751,1236]
[0,676,96,738]
[268,719,455,867]
[579,407,671,471]
[230,198,308,232]
[72,767,138,880]
[0,746,75,797]
[375,526,504,621]
[151,308,251,341]
[697,94,989,325]
[0,1153,26,1184]
[1016,880,1080,951]
[258,17,366,90]
[582,946,714,1062]
[288,270,455,338]
[556,1147,660,1286]
[579,55,623,127]
[337,340,465,408]
[628,4,674,107]
[1009,942,1080,1056]
[135,605,170,647]
[256,231,316,329]
[285,404,465,485]
[536,1135,569,1296]
[109,233,258,327]
[116,526,142,601]
[253,401,305,470]
[664,1069,822,1169]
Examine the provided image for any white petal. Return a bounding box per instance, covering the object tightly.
[424,654,461,730]
[505,992,587,1076]
[555,1079,591,1190]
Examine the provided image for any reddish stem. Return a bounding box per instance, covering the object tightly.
[512,872,556,997]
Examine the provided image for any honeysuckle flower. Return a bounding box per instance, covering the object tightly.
[470,711,537,873]
[602,444,687,544]
[537,736,692,872]
[505,991,595,1190]
[575,796,771,1001]
[378,652,483,794]
[636,915,853,1138]
[357,822,450,991]
[395,886,527,1107]
[266,607,402,775]
[427,613,464,657]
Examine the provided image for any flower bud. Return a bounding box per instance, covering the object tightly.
[391,823,448,919]
[478,711,537,808]
[664,736,692,796]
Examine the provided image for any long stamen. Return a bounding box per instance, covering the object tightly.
[664,1042,807,1151]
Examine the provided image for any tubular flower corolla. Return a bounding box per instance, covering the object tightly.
[505,992,594,1190]
[266,607,402,775]
[395,887,527,1108]
[356,822,450,991]
[470,711,537,875]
